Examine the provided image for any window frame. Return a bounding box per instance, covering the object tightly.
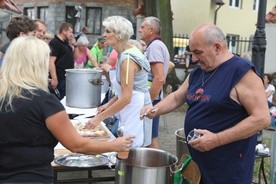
[253,0,259,11]
[37,6,49,23]
[229,0,241,9]
[85,7,102,35]
[24,7,35,19]
[65,6,78,32]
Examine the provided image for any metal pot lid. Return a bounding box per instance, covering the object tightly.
[54,153,109,168]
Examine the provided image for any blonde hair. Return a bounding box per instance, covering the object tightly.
[0,36,50,111]
[43,32,54,42]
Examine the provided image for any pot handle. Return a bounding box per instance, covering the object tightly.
[170,155,192,174]
[89,79,104,85]
[170,162,185,174]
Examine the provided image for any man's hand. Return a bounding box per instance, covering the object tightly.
[188,129,221,152]
[50,78,58,90]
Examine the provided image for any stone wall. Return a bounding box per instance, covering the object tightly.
[0,0,138,46]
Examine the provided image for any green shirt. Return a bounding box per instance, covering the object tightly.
[86,43,103,68]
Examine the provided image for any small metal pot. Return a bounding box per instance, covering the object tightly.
[115,148,183,184]
[65,69,102,108]
[175,128,190,160]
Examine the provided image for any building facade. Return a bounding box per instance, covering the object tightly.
[0,0,138,46]
[171,0,276,73]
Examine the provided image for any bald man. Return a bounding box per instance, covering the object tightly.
[141,23,270,183]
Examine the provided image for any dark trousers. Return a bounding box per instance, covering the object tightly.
[57,79,66,100]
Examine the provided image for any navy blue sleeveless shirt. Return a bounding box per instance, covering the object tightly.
[185,55,259,184]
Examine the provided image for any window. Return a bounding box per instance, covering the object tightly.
[24,7,35,19]
[66,6,78,32]
[38,7,48,22]
[86,7,102,35]
[226,34,240,54]
[253,0,259,11]
[229,0,240,8]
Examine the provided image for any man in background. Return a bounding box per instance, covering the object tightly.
[49,22,74,100]
[0,16,37,66]
[75,26,89,41]
[139,16,170,148]
[86,37,105,68]
[34,19,47,39]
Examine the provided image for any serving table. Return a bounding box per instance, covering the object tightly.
[53,95,116,184]
[53,139,116,183]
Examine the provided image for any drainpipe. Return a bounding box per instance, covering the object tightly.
[214,4,223,25]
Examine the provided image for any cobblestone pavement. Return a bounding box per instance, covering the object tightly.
[158,110,185,156]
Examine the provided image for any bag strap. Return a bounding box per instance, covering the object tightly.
[174,155,192,184]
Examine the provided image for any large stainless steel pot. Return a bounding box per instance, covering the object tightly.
[115,148,182,184]
[175,128,189,160]
[65,69,102,108]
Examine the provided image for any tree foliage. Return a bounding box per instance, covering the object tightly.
[142,0,181,90]
[142,0,173,59]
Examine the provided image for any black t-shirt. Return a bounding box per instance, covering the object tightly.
[49,35,74,80]
[0,89,64,182]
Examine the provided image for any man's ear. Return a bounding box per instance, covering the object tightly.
[214,42,222,54]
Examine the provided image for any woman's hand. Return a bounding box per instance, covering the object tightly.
[84,116,102,129]
[97,104,108,114]
[100,63,112,72]
[140,105,158,119]
[111,135,135,152]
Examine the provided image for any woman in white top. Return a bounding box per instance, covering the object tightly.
[263,73,275,107]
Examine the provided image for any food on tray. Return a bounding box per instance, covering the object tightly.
[72,121,109,138]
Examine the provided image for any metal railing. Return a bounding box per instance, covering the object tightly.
[173,34,253,56]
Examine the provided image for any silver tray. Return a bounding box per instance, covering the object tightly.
[54,153,109,168]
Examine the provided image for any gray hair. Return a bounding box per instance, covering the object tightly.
[103,16,134,41]
[203,25,227,46]
[241,50,252,61]
[77,36,89,46]
[143,16,161,35]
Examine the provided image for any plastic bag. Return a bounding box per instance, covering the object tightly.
[174,155,192,184]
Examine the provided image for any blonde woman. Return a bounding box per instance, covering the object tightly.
[0,36,133,183]
[74,36,98,69]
